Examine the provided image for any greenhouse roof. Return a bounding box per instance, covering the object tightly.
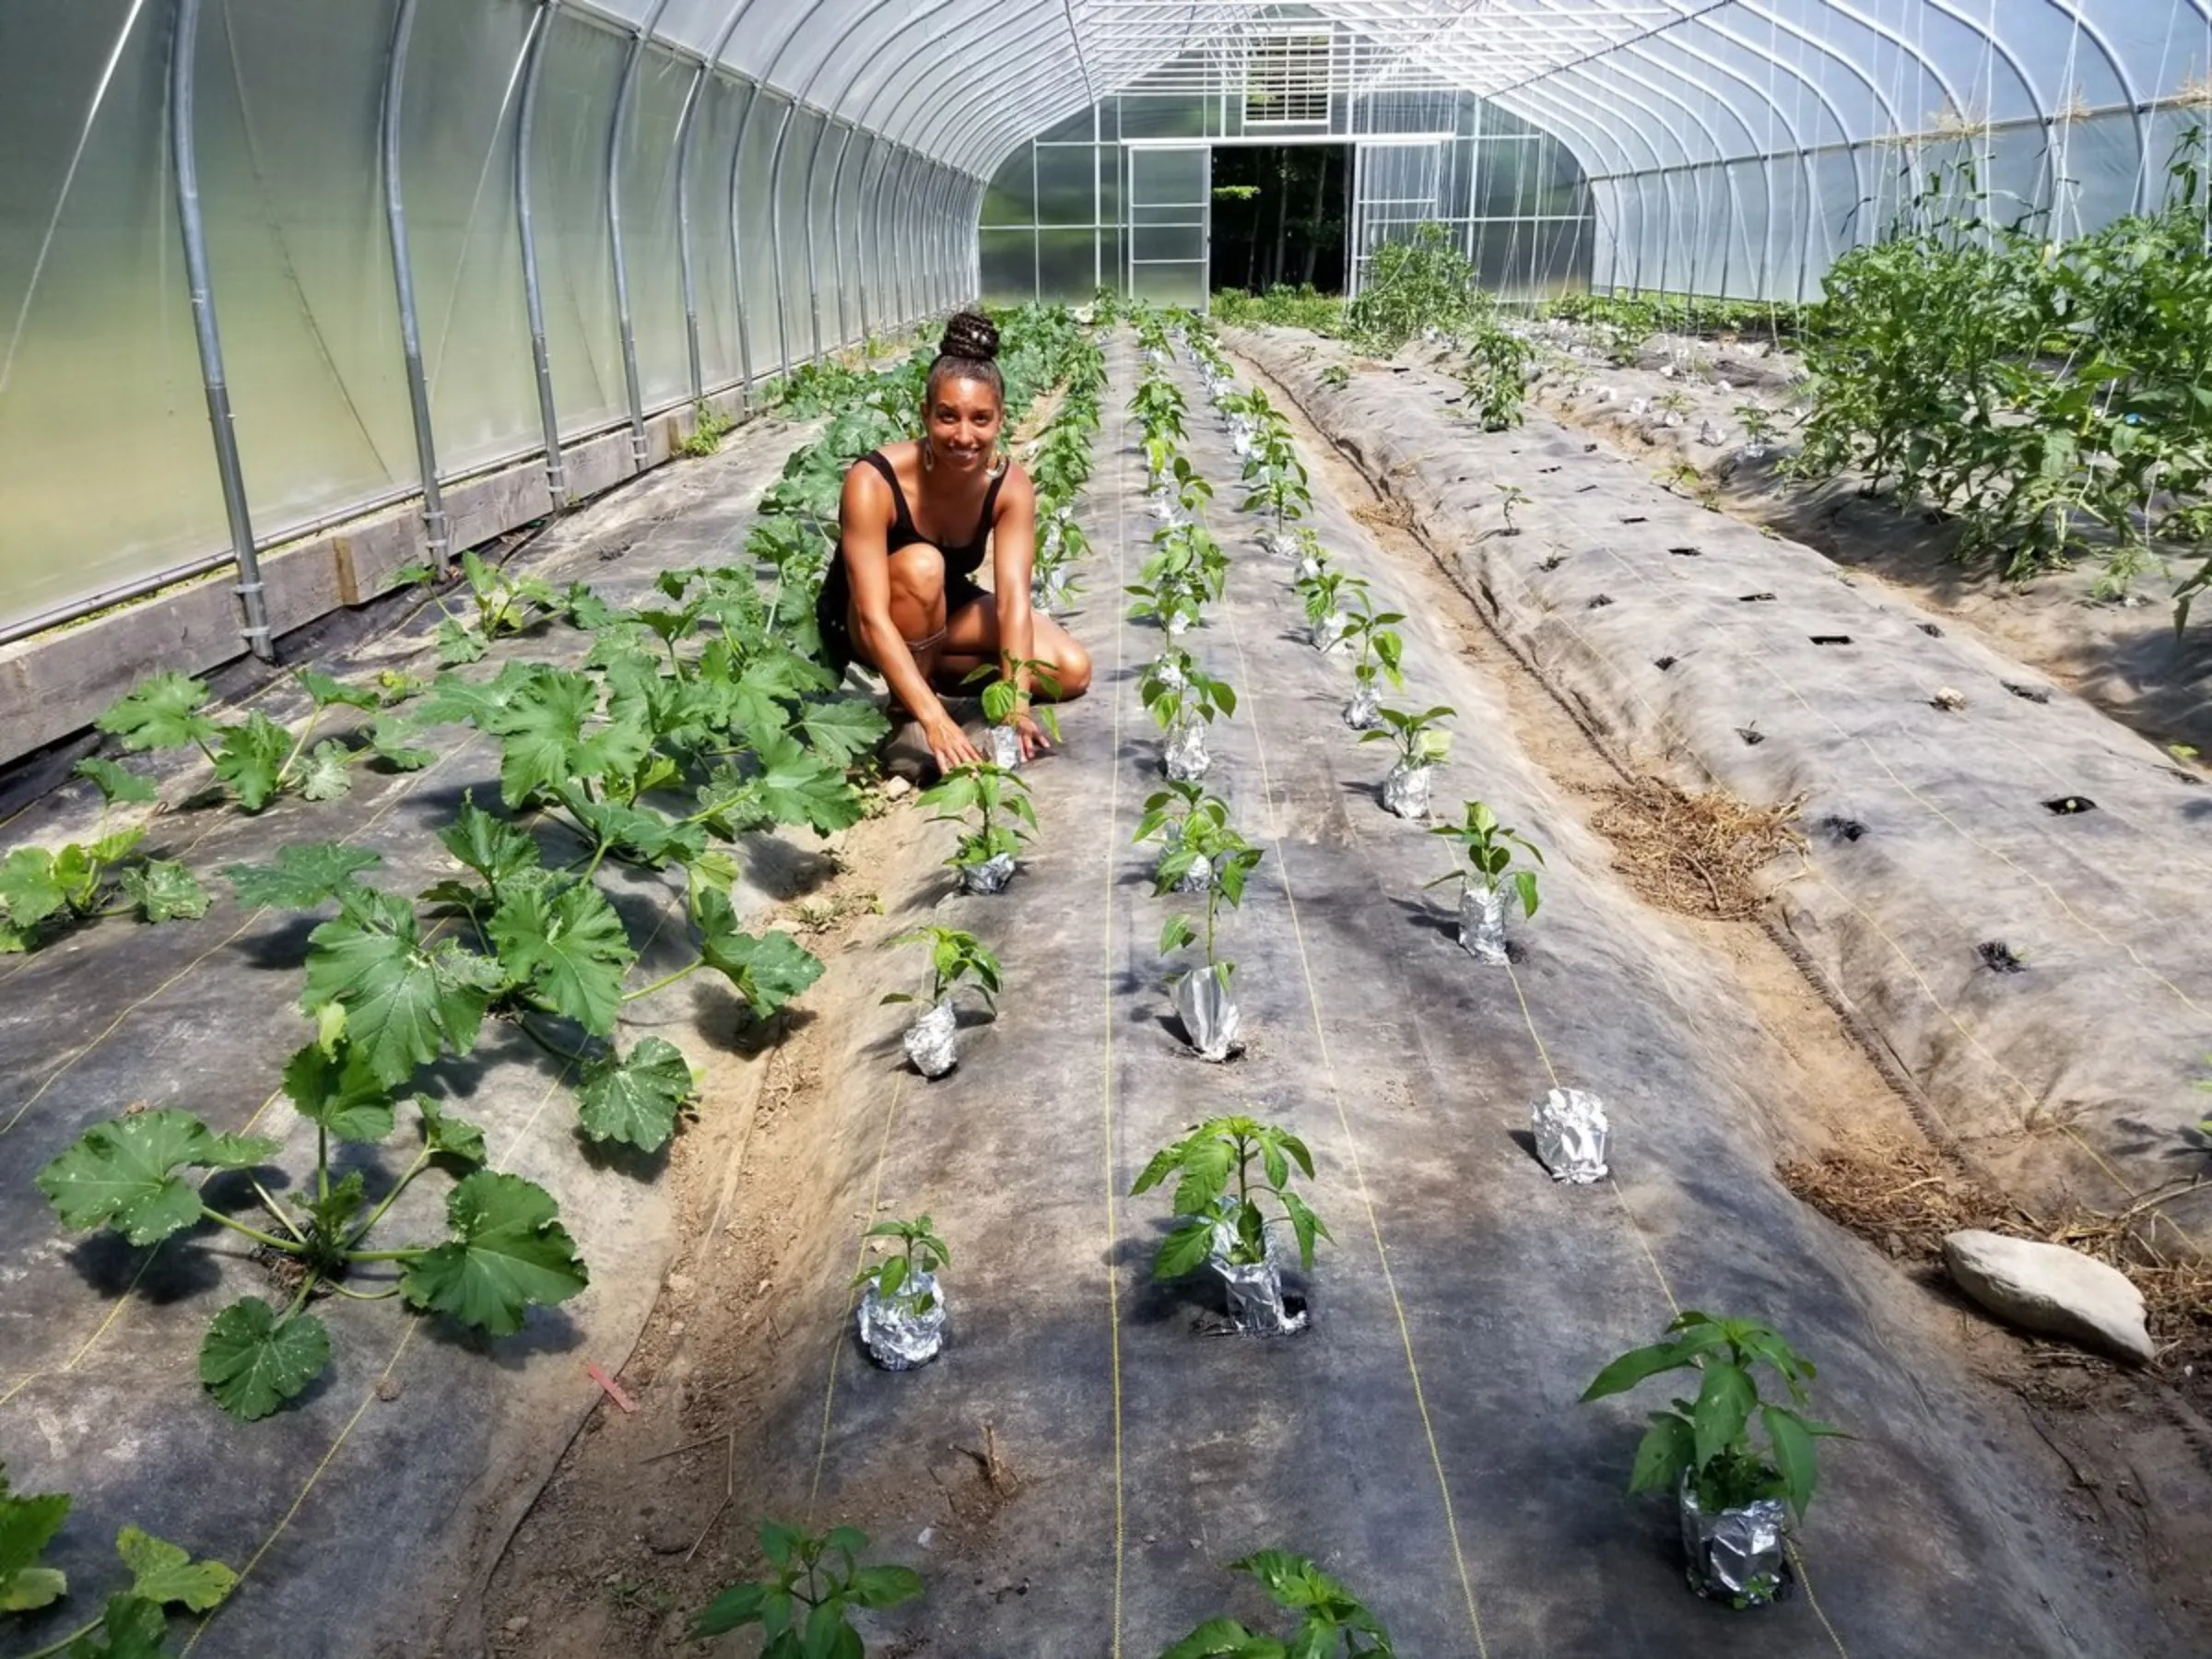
[562,0,2212,176]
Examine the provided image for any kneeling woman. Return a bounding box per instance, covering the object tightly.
[815,311,1091,776]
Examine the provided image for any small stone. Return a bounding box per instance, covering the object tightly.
[1932,687,1967,712]
[374,1376,403,1403]
[883,775,912,801]
[667,1320,685,1337]
[1943,1230,2153,1363]
[506,1616,531,1634]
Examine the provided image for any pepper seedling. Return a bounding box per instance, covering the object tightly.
[1494,482,1532,535]
[881,925,1002,1017]
[1162,1549,1394,1658]
[1339,592,1406,698]
[851,1215,950,1317]
[690,1522,922,1653]
[964,654,1064,746]
[1359,703,1454,770]
[1427,800,1544,918]
[918,761,1036,885]
[1132,1114,1329,1283]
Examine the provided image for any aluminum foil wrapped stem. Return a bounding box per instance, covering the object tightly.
[1173,964,1241,1062]
[1679,1480,1792,1606]
[902,999,959,1080]
[1311,610,1349,653]
[1164,718,1210,782]
[985,724,1023,771]
[857,1271,947,1371]
[1532,1087,1609,1183]
[1382,760,1434,820]
[1344,682,1382,731]
[959,851,1017,895]
[1458,881,1509,964]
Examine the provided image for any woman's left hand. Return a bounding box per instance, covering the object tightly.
[1014,709,1054,761]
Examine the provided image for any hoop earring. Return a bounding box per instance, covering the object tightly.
[920,434,935,473]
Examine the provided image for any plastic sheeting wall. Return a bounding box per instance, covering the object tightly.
[0,0,975,641]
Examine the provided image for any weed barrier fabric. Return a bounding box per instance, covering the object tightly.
[0,425,821,1657]
[729,338,2179,1656]
[1234,326,2212,1259]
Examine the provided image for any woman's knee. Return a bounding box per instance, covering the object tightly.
[886,541,946,602]
[1049,638,1092,700]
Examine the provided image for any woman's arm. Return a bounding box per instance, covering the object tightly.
[989,466,1048,757]
[841,463,981,771]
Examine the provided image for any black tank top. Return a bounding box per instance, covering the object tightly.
[862,450,1006,580]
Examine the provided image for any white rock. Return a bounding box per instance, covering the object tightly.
[1942,1230,2152,1364]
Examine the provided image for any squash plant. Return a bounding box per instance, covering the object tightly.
[919,761,1035,883]
[1162,1550,1393,1659]
[95,668,431,814]
[690,1523,922,1653]
[35,1011,587,1421]
[0,760,209,952]
[393,548,599,665]
[1132,1114,1328,1284]
[1581,1311,1843,1521]
[1,1465,237,1658]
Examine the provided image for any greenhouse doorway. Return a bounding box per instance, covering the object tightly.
[1211,144,1350,299]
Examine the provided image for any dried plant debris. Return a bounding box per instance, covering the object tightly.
[1591,778,1805,920]
[1351,500,1411,531]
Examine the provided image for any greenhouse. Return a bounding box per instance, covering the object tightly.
[4,1,2212,1655]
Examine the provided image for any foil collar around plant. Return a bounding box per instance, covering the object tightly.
[902,999,959,1080]
[1343,683,1382,731]
[1164,719,1210,782]
[986,724,1023,770]
[857,1271,947,1371]
[1263,531,1300,559]
[1678,1482,1791,1607]
[1458,882,1510,964]
[1150,654,1187,693]
[1296,554,1324,581]
[1310,610,1348,653]
[1173,965,1241,1063]
[959,852,1016,895]
[1533,1087,1609,1183]
[1382,760,1434,820]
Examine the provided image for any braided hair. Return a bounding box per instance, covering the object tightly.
[926,310,1004,405]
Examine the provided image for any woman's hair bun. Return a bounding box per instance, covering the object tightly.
[938,310,1000,363]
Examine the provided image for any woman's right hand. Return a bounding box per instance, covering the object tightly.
[923,712,984,776]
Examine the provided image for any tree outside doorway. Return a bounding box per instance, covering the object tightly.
[1210,145,1349,296]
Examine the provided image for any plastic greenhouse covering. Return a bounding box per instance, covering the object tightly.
[4,0,2211,652]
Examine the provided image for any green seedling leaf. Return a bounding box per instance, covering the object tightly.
[576,1037,697,1151]
[75,756,158,806]
[694,890,826,1018]
[294,740,353,803]
[303,886,500,1083]
[199,1298,332,1420]
[225,842,382,910]
[401,1171,588,1336]
[1628,1412,1696,1497]
[282,1037,396,1144]
[60,1591,171,1658]
[419,1100,488,1166]
[795,697,892,765]
[488,878,635,1035]
[118,859,212,924]
[849,1563,924,1608]
[0,1469,71,1612]
[37,1110,281,1245]
[435,618,488,665]
[209,712,291,811]
[366,717,436,771]
[0,847,66,930]
[297,670,378,712]
[116,1524,237,1611]
[98,673,219,752]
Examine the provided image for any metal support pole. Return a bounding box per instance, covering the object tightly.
[724,90,759,402]
[606,0,670,470]
[820,124,858,349]
[804,118,848,358]
[515,1,566,499]
[380,0,449,567]
[766,98,800,380]
[876,148,912,327]
[674,61,710,402]
[171,0,273,661]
